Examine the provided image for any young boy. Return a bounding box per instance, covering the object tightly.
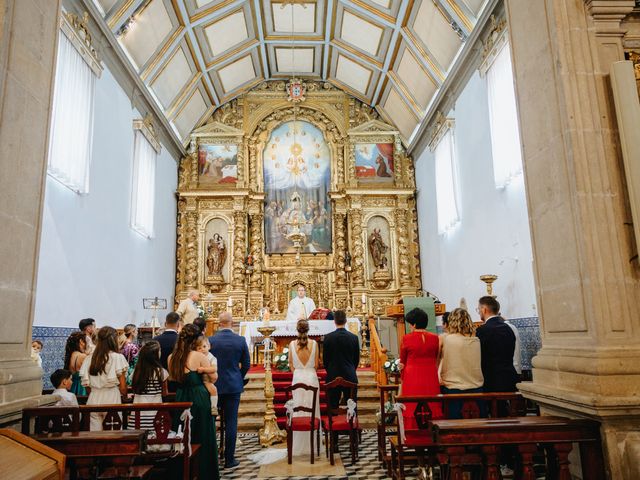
[50,369,79,407]
[31,340,43,367]
[196,337,218,416]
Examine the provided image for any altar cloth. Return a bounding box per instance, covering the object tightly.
[239,319,361,351]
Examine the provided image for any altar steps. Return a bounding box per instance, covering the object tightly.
[236,369,379,432]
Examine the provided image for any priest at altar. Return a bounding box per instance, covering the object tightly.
[285,285,316,322]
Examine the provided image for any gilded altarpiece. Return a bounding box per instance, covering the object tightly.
[175,82,422,318]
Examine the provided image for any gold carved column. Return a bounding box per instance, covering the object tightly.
[232,210,246,289]
[395,202,412,288]
[333,212,347,289]
[350,208,365,288]
[184,208,199,287]
[249,211,264,290]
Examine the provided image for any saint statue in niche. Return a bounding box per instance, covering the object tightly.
[206,233,226,276]
[368,228,388,271]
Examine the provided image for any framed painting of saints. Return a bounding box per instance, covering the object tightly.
[198,144,238,185]
[354,143,394,182]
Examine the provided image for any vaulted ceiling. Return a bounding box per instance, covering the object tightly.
[89,0,490,147]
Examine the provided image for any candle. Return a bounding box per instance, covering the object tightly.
[361,293,366,304]
[227,296,233,307]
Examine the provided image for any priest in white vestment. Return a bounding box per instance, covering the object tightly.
[286,285,316,321]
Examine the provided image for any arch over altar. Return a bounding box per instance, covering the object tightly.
[174,81,422,320]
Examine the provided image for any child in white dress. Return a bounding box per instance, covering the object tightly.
[196,336,218,416]
[80,326,129,431]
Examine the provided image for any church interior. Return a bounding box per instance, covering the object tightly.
[1,0,640,478]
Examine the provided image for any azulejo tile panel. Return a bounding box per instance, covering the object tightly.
[33,325,78,390]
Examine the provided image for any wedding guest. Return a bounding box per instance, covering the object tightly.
[154,312,181,369]
[504,319,522,378]
[209,312,250,470]
[440,308,484,418]
[399,308,442,428]
[177,290,200,325]
[120,324,140,365]
[64,332,88,396]
[80,326,128,431]
[79,318,96,354]
[31,340,43,368]
[193,317,207,335]
[50,369,78,407]
[475,296,518,394]
[323,310,359,408]
[131,341,168,430]
[169,324,220,479]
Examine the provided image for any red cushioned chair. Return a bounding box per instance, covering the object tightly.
[284,383,320,464]
[322,377,360,466]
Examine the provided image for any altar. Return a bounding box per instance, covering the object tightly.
[239,318,361,361]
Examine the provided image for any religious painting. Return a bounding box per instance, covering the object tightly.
[355,143,394,182]
[198,144,238,184]
[263,120,332,254]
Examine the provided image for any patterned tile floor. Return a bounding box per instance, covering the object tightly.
[221,430,409,480]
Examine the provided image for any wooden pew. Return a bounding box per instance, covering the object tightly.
[388,392,526,480]
[22,402,198,480]
[377,385,399,469]
[431,416,605,480]
[0,428,66,480]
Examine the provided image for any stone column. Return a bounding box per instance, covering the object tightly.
[505,1,640,477]
[0,0,61,422]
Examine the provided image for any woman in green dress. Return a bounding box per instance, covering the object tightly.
[168,324,220,480]
[64,332,87,396]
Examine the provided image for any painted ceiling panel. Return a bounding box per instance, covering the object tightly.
[96,0,490,146]
[204,11,249,57]
[118,0,173,70]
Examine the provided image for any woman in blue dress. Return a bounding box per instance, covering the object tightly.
[64,331,87,396]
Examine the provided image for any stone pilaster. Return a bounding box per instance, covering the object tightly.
[0,0,62,423]
[505,1,640,477]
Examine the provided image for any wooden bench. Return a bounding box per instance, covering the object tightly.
[0,428,66,480]
[432,416,605,480]
[388,392,526,480]
[22,402,198,480]
[377,384,399,469]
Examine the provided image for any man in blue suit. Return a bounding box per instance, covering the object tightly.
[209,311,250,469]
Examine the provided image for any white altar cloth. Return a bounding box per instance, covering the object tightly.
[239,319,361,351]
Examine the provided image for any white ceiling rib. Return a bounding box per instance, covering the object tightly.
[91,0,488,146]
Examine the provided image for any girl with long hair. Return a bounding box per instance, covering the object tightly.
[131,340,168,430]
[439,308,484,418]
[64,331,87,396]
[79,326,129,431]
[119,324,139,365]
[168,324,219,479]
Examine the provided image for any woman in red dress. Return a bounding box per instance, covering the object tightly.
[399,308,443,429]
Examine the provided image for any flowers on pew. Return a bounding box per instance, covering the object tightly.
[383,358,401,376]
[274,347,290,371]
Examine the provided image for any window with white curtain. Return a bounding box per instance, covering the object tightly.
[486,41,523,189]
[434,128,460,235]
[130,127,158,238]
[47,18,100,194]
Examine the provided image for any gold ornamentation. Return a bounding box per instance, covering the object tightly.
[480,274,498,297]
[249,211,264,289]
[232,211,246,288]
[61,12,102,77]
[629,51,640,83]
[350,209,365,287]
[184,212,199,287]
[257,326,286,446]
[395,208,412,287]
[334,213,347,288]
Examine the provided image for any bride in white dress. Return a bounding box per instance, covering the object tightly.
[249,319,322,465]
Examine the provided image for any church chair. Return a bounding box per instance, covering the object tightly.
[322,377,361,466]
[377,384,399,473]
[284,383,320,465]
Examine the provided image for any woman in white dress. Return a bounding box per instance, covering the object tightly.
[288,319,321,457]
[249,319,321,465]
[79,326,129,431]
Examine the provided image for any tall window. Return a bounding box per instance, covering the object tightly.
[434,128,460,234]
[47,13,102,193]
[486,41,523,189]
[130,119,160,238]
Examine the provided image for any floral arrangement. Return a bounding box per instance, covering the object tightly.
[196,302,208,321]
[383,357,401,375]
[274,347,290,371]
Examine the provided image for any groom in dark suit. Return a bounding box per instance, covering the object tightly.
[323,310,360,408]
[209,311,250,469]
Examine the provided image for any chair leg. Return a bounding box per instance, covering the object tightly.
[350,430,356,465]
[329,431,335,466]
[324,430,329,458]
[316,428,320,458]
[310,429,314,465]
[287,429,292,465]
